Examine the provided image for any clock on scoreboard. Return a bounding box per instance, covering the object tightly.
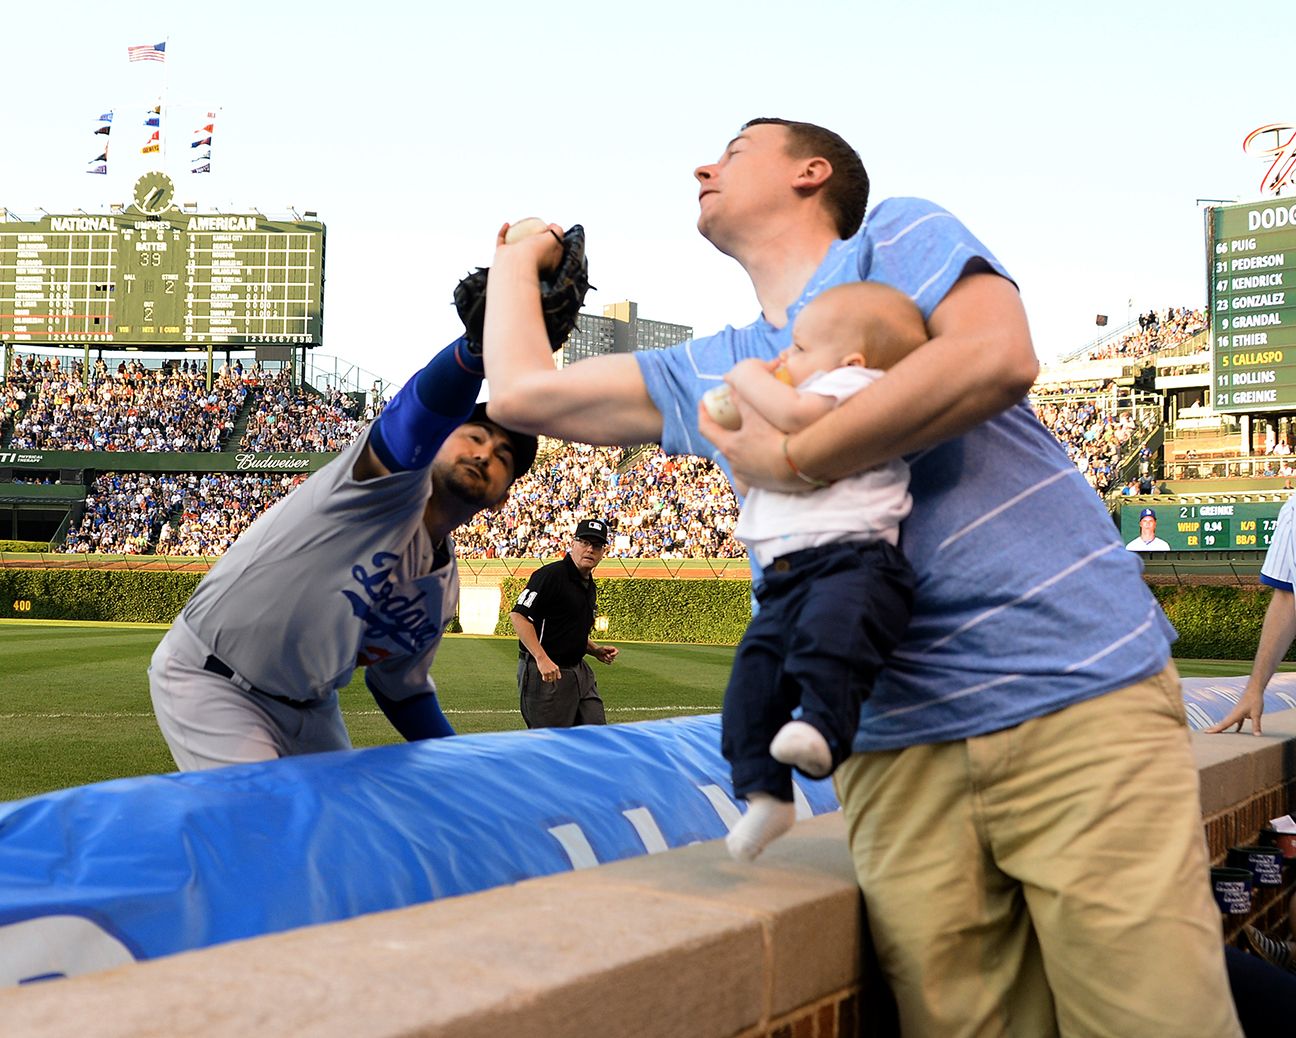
[0,173,325,347]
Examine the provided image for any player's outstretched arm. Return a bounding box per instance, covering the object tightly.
[365,673,455,741]
[702,274,1037,491]
[482,225,664,446]
[1206,587,1296,735]
[353,336,484,481]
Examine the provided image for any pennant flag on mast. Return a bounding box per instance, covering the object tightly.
[128,42,166,63]
[142,106,162,155]
[190,112,216,173]
[89,113,112,172]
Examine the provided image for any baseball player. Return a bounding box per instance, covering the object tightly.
[1206,494,1296,735]
[147,334,538,769]
[716,282,925,862]
[1126,506,1171,550]
[510,518,619,727]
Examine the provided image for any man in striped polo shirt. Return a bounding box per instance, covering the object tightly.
[480,119,1240,1036]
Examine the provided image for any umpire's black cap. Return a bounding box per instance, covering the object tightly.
[468,402,537,479]
[574,518,610,545]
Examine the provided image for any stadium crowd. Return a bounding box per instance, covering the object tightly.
[60,471,306,556]
[239,373,367,452]
[453,443,745,559]
[1030,390,1159,495]
[155,472,307,556]
[62,473,184,555]
[5,364,247,453]
[1083,306,1207,362]
[7,304,1221,559]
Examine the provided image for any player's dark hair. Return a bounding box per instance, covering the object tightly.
[742,117,869,239]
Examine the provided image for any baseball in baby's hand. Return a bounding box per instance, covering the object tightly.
[503,217,549,244]
[702,385,742,430]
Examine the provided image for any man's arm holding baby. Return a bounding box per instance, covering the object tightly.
[724,359,835,433]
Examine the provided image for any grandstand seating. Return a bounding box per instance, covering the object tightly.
[6,304,1285,561]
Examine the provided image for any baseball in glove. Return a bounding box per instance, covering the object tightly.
[453,223,592,355]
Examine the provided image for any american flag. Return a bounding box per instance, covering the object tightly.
[127,41,166,63]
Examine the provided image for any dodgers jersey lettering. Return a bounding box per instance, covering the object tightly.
[180,428,458,702]
[636,196,1176,752]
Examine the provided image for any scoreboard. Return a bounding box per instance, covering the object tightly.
[0,178,324,348]
[1120,501,1281,551]
[1208,197,1296,413]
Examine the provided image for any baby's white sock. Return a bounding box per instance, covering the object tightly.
[770,720,832,778]
[726,792,796,862]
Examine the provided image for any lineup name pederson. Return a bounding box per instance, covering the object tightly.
[1232,254,1285,271]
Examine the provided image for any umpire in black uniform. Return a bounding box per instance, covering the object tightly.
[510,518,619,727]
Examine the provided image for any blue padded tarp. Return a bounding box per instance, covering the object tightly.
[1179,673,1296,730]
[0,714,836,985]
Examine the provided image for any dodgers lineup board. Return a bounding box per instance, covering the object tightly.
[0,174,324,347]
[1208,197,1296,413]
[1119,501,1281,551]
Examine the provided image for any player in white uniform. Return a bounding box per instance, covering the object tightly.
[148,337,537,770]
[1206,494,1296,735]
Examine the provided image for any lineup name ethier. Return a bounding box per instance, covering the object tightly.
[186,216,258,232]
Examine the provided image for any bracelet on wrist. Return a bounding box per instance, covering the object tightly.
[782,435,831,488]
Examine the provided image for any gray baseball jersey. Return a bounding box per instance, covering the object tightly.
[179,428,458,703]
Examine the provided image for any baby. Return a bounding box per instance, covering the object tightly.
[706,281,928,861]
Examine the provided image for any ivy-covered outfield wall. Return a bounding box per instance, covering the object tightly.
[0,569,1287,660]
[0,569,201,623]
[1150,585,1279,661]
[492,576,754,645]
[0,570,756,644]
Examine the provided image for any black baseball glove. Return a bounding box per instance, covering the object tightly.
[453,224,592,354]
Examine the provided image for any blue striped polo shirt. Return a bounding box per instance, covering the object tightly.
[636,196,1175,751]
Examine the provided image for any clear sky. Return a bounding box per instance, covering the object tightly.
[0,1,1288,388]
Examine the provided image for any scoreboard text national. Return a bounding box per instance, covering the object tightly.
[0,174,325,348]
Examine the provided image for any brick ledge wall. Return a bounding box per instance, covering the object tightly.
[2,712,1294,1038]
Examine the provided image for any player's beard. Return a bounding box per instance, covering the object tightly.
[436,457,501,511]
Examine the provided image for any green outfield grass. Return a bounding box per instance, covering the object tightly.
[0,621,735,802]
[0,620,1287,804]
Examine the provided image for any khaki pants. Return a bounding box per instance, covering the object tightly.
[834,664,1241,1038]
